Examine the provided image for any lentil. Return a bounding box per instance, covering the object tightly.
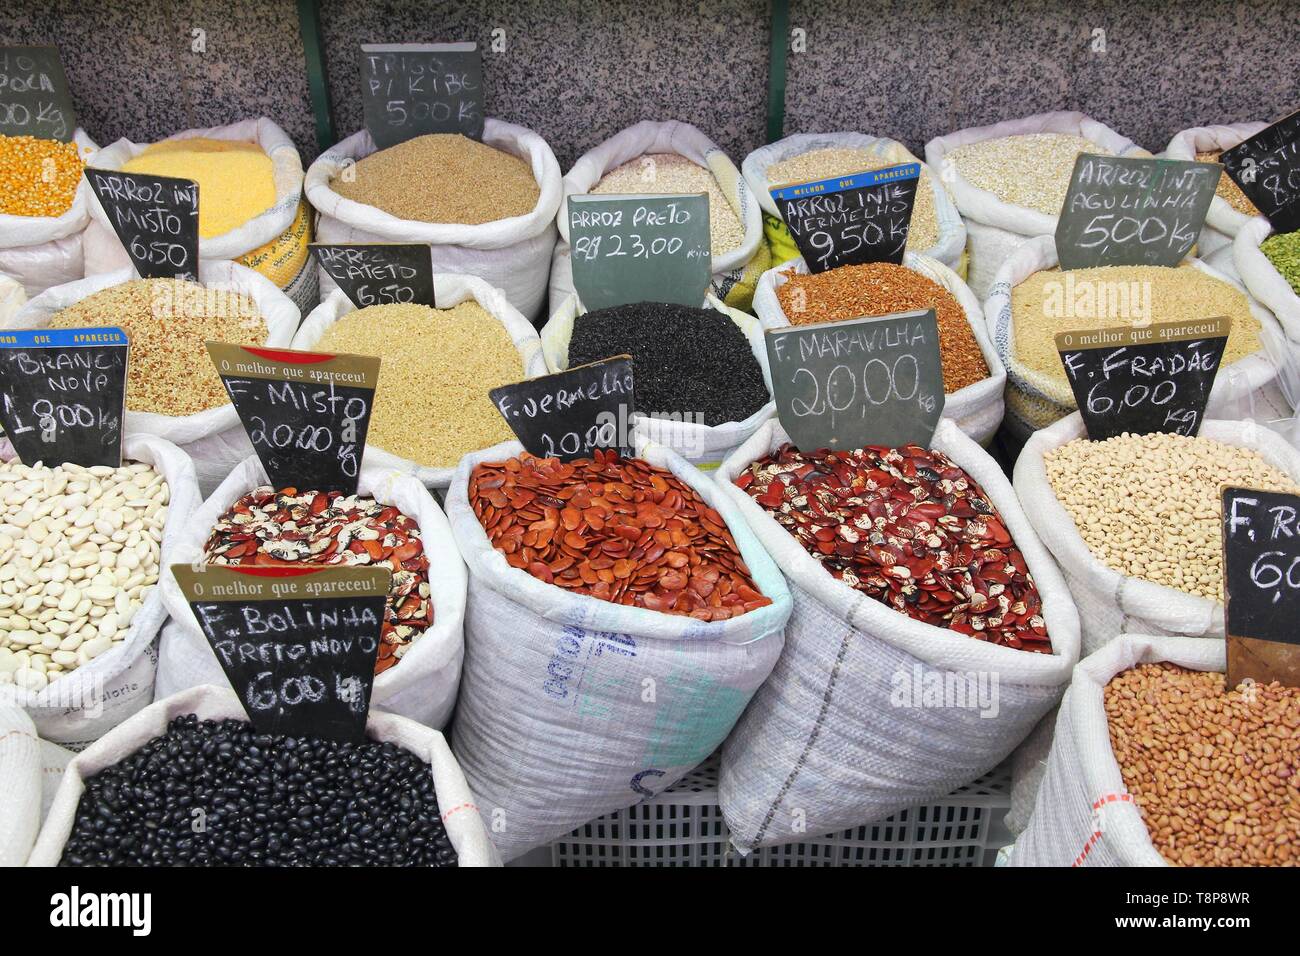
[0,134,84,218]
[768,147,940,252]
[774,263,989,393]
[947,133,1112,216]
[59,714,458,866]
[471,448,772,620]
[592,153,744,255]
[0,460,168,693]
[204,487,433,674]
[566,302,769,426]
[333,133,539,225]
[122,138,276,238]
[48,279,267,417]
[1196,149,1259,216]
[1261,229,1300,296]
[1012,265,1261,388]
[739,443,1050,651]
[316,302,522,468]
[1045,432,1300,601]
[1105,662,1299,867]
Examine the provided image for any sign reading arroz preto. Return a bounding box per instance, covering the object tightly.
[0,46,76,142]
[489,354,634,462]
[207,343,379,496]
[0,327,128,468]
[567,193,712,311]
[310,242,436,309]
[769,163,920,274]
[171,564,392,742]
[764,308,944,452]
[1055,316,1229,441]
[359,42,484,149]
[84,169,200,281]
[1221,487,1300,689]
[1221,109,1300,234]
[1055,154,1219,270]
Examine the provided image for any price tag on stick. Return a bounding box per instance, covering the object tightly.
[171,564,391,742]
[1221,110,1300,234]
[489,355,634,462]
[769,163,920,273]
[0,46,76,141]
[310,242,436,309]
[568,193,711,310]
[1055,154,1219,270]
[0,327,128,467]
[765,308,945,452]
[359,42,484,148]
[207,343,379,495]
[84,169,199,281]
[1221,487,1300,689]
[1055,317,1229,440]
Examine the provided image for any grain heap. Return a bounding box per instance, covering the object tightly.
[122,138,275,237]
[1195,149,1259,216]
[0,134,83,217]
[1261,229,1300,296]
[946,133,1111,216]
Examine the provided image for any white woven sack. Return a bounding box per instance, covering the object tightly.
[539,293,775,468]
[1163,123,1267,258]
[1235,216,1300,343]
[305,121,561,323]
[986,235,1284,429]
[445,433,792,861]
[0,705,41,865]
[156,454,466,730]
[742,131,966,270]
[1014,414,1300,655]
[1011,634,1223,867]
[0,129,97,297]
[11,261,301,495]
[925,111,1148,299]
[752,255,1006,445]
[549,120,763,314]
[713,415,1080,851]
[0,434,200,748]
[293,276,547,488]
[0,273,25,324]
[26,683,500,866]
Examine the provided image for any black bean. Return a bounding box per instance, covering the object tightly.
[58,716,458,868]
[567,302,770,427]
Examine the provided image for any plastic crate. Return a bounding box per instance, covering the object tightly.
[549,756,1012,867]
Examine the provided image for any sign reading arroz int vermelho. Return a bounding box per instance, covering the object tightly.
[207,343,380,496]
[769,163,920,274]
[0,327,128,468]
[567,193,712,311]
[764,308,944,452]
[0,46,76,142]
[1054,154,1219,270]
[171,564,392,742]
[1221,109,1300,234]
[359,42,484,149]
[1221,487,1300,689]
[84,168,200,281]
[489,354,634,462]
[310,242,437,309]
[1055,316,1229,441]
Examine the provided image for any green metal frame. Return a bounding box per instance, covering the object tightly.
[766,0,789,143]
[296,0,335,152]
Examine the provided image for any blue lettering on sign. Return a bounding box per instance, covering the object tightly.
[541,624,636,705]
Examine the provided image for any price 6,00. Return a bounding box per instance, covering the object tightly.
[1085,376,1198,433]
[1249,550,1300,605]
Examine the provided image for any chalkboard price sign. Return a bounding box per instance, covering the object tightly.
[309,242,436,309]
[1055,154,1219,270]
[765,308,945,452]
[1221,487,1300,689]
[171,564,392,741]
[84,168,200,281]
[1221,110,1300,234]
[359,42,484,149]
[769,163,920,274]
[0,327,128,468]
[0,46,76,142]
[568,193,712,311]
[208,343,379,495]
[1055,316,1229,441]
[489,355,634,462]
